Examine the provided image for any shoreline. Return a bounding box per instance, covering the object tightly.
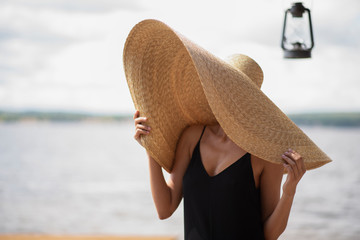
[1,111,360,127]
[0,235,177,240]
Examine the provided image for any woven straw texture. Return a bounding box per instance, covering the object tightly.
[123,19,331,173]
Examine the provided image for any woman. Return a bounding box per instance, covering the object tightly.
[133,110,306,240]
[124,19,330,240]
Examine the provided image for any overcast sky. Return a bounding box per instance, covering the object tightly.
[0,0,359,114]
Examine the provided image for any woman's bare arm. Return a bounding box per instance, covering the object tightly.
[134,110,202,219]
[147,129,193,219]
[260,149,306,240]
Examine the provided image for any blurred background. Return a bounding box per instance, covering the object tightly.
[0,0,359,239]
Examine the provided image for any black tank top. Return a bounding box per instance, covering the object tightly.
[183,127,264,240]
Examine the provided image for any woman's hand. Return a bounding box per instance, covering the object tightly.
[281,149,306,197]
[262,149,306,239]
[133,110,151,146]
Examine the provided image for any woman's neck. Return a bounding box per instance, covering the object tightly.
[208,124,228,142]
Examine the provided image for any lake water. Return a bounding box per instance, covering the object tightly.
[0,121,359,239]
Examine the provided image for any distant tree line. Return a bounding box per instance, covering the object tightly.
[0,111,131,122]
[288,112,360,127]
[1,111,360,127]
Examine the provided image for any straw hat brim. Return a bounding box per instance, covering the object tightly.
[123,19,331,173]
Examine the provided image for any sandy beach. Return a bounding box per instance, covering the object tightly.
[0,236,176,240]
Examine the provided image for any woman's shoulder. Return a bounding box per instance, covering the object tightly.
[251,155,284,179]
[180,125,205,144]
[176,125,205,155]
[171,125,205,174]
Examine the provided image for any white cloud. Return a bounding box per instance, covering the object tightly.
[0,0,359,114]
[0,0,144,13]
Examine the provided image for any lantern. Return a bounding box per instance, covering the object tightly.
[281,2,314,58]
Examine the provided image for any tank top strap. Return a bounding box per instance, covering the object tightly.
[199,125,206,142]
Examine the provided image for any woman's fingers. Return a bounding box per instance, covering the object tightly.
[134,124,150,142]
[134,110,147,124]
[134,127,150,138]
[282,151,299,179]
[136,123,151,132]
[133,110,140,119]
[133,110,151,143]
[134,117,148,125]
[134,111,148,126]
[297,151,306,173]
[282,149,306,196]
[282,149,306,180]
[289,149,306,177]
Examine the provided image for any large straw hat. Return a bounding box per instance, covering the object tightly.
[123,19,331,173]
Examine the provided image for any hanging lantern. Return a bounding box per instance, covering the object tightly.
[281,2,314,58]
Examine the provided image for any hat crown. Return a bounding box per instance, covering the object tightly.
[226,54,263,89]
